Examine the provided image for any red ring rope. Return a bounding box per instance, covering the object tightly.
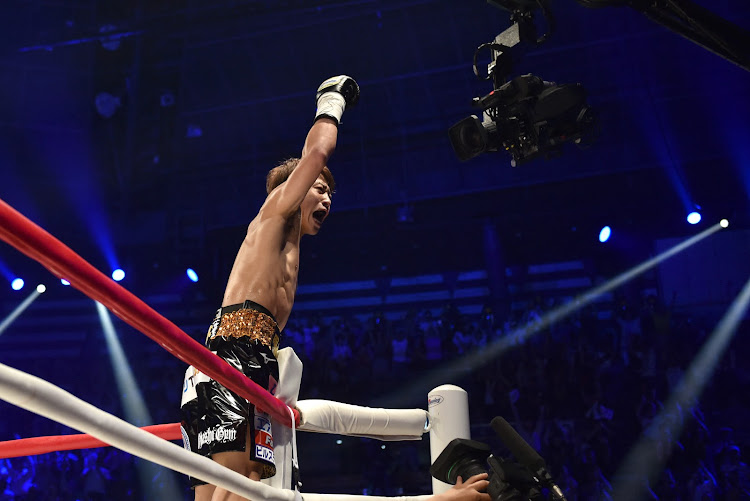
[0,423,181,459]
[0,197,300,429]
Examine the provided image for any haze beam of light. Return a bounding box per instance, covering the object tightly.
[611,273,750,499]
[0,287,44,337]
[95,302,181,499]
[375,222,725,407]
[0,259,13,282]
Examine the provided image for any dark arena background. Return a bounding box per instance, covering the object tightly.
[1,1,750,500]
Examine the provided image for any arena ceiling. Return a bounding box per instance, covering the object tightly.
[1,0,749,287]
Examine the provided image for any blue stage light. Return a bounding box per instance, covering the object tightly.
[95,301,182,498]
[112,269,125,282]
[687,211,702,224]
[186,268,199,283]
[599,226,611,243]
[11,278,24,291]
[61,279,70,286]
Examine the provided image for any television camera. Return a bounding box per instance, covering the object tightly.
[430,416,567,501]
[449,0,596,165]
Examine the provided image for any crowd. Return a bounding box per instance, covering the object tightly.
[1,290,749,499]
[284,292,750,499]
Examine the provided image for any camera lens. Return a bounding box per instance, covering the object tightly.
[449,456,491,484]
[460,124,484,151]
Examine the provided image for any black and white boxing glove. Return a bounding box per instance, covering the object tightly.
[314,75,360,125]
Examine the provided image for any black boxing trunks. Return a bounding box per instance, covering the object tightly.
[180,300,281,487]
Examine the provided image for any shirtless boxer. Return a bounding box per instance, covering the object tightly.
[180,76,489,501]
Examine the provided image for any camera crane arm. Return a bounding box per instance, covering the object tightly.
[576,0,750,72]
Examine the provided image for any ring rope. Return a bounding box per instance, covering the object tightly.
[0,396,431,459]
[0,363,436,500]
[0,197,439,500]
[0,423,180,459]
[0,423,182,459]
[0,362,295,501]
[0,197,299,428]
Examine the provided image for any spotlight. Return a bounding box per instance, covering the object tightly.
[186,268,199,283]
[112,269,125,282]
[687,211,702,225]
[720,219,729,228]
[36,284,46,294]
[612,273,750,499]
[384,222,725,409]
[0,287,44,337]
[11,278,24,291]
[599,226,611,243]
[336,439,343,445]
[95,301,182,499]
[61,279,70,286]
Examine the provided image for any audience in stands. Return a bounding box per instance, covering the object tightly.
[1,290,748,500]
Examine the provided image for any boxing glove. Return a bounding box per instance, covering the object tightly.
[314,75,360,125]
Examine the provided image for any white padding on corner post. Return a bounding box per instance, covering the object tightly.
[261,347,304,491]
[428,385,471,495]
[297,400,428,441]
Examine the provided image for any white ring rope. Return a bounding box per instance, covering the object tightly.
[0,197,468,499]
[0,362,296,501]
[0,360,443,500]
[297,399,428,441]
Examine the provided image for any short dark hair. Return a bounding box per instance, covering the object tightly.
[266,157,336,195]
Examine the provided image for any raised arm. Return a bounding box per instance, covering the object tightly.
[264,76,359,218]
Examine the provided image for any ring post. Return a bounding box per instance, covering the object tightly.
[428,384,471,494]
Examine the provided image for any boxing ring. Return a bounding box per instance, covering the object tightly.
[0,197,470,500]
